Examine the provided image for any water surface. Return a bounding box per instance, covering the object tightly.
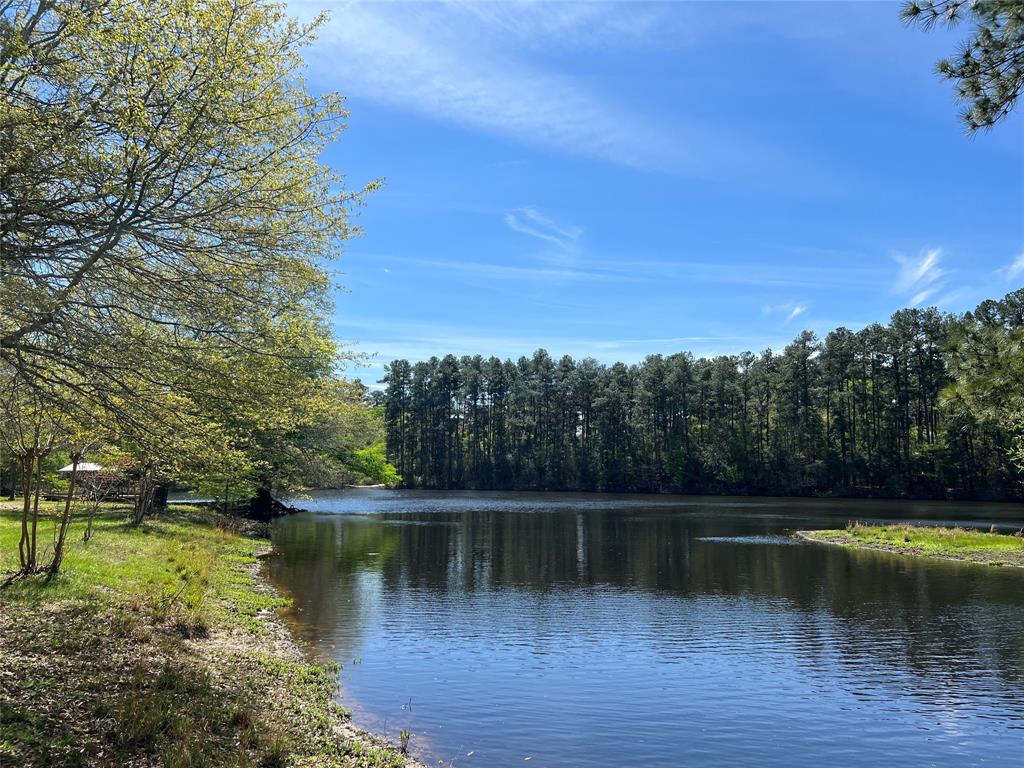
[269,490,1024,767]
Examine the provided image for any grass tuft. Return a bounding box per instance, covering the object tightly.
[799,522,1024,566]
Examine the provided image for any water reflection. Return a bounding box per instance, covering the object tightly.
[270,490,1024,768]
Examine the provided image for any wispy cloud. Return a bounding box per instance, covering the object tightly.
[763,301,809,322]
[894,248,945,307]
[504,207,581,253]
[450,1,677,50]
[287,1,681,171]
[380,254,646,284]
[591,258,882,290]
[354,250,887,291]
[998,252,1024,282]
[286,1,800,178]
[334,316,790,372]
[439,2,855,54]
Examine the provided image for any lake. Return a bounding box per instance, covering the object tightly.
[268,490,1024,767]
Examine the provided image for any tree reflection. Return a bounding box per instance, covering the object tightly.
[269,500,1024,695]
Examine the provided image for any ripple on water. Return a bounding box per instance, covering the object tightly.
[269,490,1024,768]
[697,535,803,545]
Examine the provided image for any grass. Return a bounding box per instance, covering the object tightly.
[798,521,1024,567]
[0,499,416,768]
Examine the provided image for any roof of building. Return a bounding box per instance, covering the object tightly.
[57,463,104,473]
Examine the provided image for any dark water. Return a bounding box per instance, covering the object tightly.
[268,490,1024,768]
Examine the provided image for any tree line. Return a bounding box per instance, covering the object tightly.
[381,291,1024,499]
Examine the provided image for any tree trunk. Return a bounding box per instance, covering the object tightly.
[247,487,297,522]
[4,458,19,500]
[29,453,44,571]
[153,482,169,513]
[132,467,155,525]
[48,456,79,581]
[19,453,33,571]
[83,501,98,542]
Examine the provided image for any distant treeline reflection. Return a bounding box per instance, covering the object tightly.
[271,504,1024,690]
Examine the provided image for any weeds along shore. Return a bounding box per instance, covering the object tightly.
[797,522,1024,568]
[0,501,425,768]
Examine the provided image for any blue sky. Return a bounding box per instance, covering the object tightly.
[286,1,1024,384]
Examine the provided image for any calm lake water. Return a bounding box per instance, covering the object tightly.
[268,490,1024,768]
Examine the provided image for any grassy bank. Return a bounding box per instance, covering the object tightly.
[0,500,421,768]
[798,522,1024,567]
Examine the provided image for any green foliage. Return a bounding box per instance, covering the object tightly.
[944,289,1024,472]
[251,378,390,492]
[1,0,363,384]
[803,522,1024,566]
[0,0,380,521]
[902,0,1024,131]
[382,294,1023,499]
[349,443,402,487]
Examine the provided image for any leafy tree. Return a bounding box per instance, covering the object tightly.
[1,0,388,572]
[349,444,402,487]
[0,0,374,442]
[945,289,1024,472]
[902,0,1024,130]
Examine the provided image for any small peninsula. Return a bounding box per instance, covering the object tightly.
[798,523,1024,568]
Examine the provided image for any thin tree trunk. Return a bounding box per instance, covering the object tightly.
[48,456,79,581]
[5,458,18,500]
[29,453,44,570]
[19,453,33,570]
[133,467,155,525]
[83,500,97,542]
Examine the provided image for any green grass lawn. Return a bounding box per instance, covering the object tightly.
[0,500,414,768]
[1,500,266,614]
[798,522,1024,567]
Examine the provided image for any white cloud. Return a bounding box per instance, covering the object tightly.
[334,316,790,372]
[910,287,940,306]
[435,1,854,53]
[451,2,665,46]
[353,250,888,291]
[894,248,945,306]
[285,1,798,179]
[763,301,809,323]
[286,1,680,171]
[504,207,581,253]
[380,254,646,284]
[998,252,1024,282]
[606,258,880,290]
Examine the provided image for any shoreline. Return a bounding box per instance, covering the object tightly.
[0,502,427,767]
[358,486,1024,505]
[796,526,1024,568]
[245,543,430,768]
